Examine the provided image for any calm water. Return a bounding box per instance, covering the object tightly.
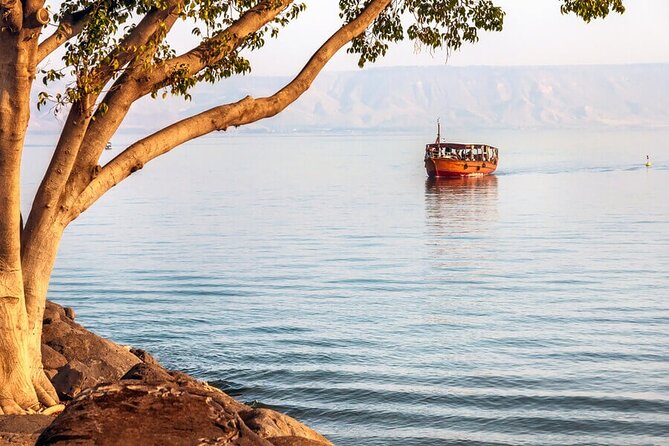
[23,130,669,445]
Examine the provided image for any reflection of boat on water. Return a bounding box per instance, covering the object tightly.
[425,175,498,199]
[425,176,499,234]
[425,176,499,265]
[426,175,499,193]
[424,122,499,178]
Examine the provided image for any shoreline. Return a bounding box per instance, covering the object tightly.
[0,301,331,446]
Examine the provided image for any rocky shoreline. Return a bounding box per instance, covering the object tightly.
[0,301,332,446]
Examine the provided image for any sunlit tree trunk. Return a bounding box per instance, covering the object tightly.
[0,32,45,414]
[0,14,60,411]
[21,224,63,408]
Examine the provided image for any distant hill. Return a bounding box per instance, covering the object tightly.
[28,64,669,137]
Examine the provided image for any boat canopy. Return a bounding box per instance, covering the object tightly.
[425,142,498,162]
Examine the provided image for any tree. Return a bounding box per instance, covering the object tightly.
[0,0,624,413]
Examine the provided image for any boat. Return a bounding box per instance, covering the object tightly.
[424,122,499,178]
[105,142,112,150]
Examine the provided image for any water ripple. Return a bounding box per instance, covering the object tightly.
[42,132,669,445]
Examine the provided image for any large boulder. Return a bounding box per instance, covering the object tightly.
[41,301,141,398]
[37,364,332,446]
[240,409,332,446]
[36,381,271,446]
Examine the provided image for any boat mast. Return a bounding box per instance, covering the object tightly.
[435,118,441,144]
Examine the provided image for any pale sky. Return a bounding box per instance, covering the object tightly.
[245,0,669,76]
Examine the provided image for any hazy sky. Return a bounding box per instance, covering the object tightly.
[246,0,669,76]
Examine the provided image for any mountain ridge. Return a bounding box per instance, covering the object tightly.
[28,64,669,138]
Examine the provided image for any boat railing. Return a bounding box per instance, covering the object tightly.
[425,143,498,163]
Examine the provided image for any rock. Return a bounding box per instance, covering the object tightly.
[50,360,95,399]
[129,347,160,365]
[42,301,140,398]
[121,362,173,382]
[240,409,332,446]
[43,301,66,322]
[37,367,332,446]
[63,307,75,320]
[41,344,67,370]
[36,381,275,446]
[121,362,250,414]
[0,415,53,446]
[268,437,332,446]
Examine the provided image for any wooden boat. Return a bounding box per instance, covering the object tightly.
[424,123,499,178]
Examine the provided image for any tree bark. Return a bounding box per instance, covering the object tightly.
[20,224,63,408]
[0,32,40,414]
[0,24,58,412]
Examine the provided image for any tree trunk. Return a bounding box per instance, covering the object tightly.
[21,223,64,407]
[0,33,40,414]
[0,31,58,413]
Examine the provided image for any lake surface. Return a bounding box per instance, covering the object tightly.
[23,130,669,445]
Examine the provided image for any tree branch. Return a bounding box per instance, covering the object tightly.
[141,0,293,96]
[68,0,392,220]
[36,8,91,64]
[24,2,183,243]
[58,0,292,208]
[87,1,183,90]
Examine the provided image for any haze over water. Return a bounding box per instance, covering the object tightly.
[23,130,669,445]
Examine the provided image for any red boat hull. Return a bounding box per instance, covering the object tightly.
[425,158,497,178]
